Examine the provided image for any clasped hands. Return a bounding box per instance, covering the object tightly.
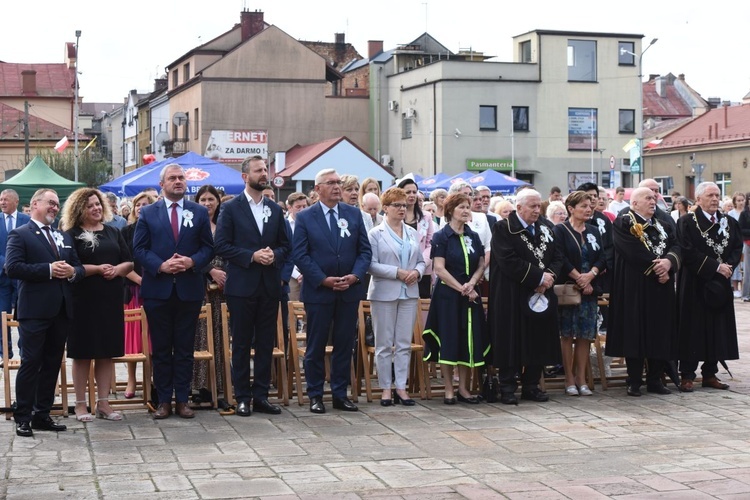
[717,262,733,279]
[323,274,358,291]
[652,258,672,284]
[51,260,75,279]
[252,247,275,266]
[534,272,556,294]
[159,253,195,275]
[397,268,420,286]
[574,271,596,296]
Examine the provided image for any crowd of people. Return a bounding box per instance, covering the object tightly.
[2,159,745,437]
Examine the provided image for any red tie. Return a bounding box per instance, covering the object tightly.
[170,203,179,241]
[42,226,60,260]
[711,214,717,224]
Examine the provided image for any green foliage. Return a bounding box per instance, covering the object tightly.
[33,148,112,187]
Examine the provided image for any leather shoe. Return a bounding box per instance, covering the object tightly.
[520,388,549,402]
[443,396,457,405]
[702,377,729,390]
[153,403,172,419]
[332,397,358,412]
[499,393,518,405]
[679,379,694,392]
[175,402,195,418]
[380,399,393,407]
[253,399,282,415]
[393,393,416,406]
[647,383,672,395]
[309,396,326,414]
[627,385,642,397]
[15,421,33,437]
[236,401,252,417]
[31,416,67,432]
[457,393,480,404]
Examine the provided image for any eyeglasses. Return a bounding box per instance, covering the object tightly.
[480,195,491,200]
[389,203,408,209]
[317,180,343,187]
[553,211,567,217]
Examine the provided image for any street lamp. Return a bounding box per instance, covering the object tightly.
[621,37,657,183]
[74,30,81,182]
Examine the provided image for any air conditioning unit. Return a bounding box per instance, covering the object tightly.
[381,154,392,166]
[388,100,399,111]
[405,108,416,119]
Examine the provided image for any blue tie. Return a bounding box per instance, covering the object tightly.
[328,208,338,249]
[528,225,535,236]
[6,214,12,233]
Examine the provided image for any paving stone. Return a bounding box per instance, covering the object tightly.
[193,478,293,498]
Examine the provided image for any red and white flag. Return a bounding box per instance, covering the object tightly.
[54,136,69,153]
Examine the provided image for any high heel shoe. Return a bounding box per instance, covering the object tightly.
[75,401,94,422]
[380,399,393,407]
[393,392,416,406]
[124,391,136,399]
[95,398,123,421]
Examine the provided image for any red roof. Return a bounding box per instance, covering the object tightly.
[643,79,692,120]
[0,102,74,141]
[280,137,344,177]
[0,62,75,97]
[649,103,750,150]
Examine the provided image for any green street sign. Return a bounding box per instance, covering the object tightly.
[630,159,640,173]
[467,158,515,171]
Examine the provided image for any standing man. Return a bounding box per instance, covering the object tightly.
[489,189,563,404]
[0,189,30,362]
[285,192,309,302]
[605,187,681,396]
[676,182,742,392]
[214,156,291,416]
[292,168,371,413]
[6,188,84,437]
[134,164,213,419]
[608,186,629,214]
[475,186,498,229]
[104,192,128,229]
[638,179,676,231]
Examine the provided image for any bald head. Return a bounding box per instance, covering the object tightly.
[639,178,660,194]
[630,187,656,219]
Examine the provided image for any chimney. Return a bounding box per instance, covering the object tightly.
[240,9,264,42]
[21,70,37,94]
[655,77,667,98]
[724,103,729,128]
[715,123,719,138]
[678,73,685,81]
[154,78,167,92]
[368,40,384,59]
[709,125,713,140]
[335,33,345,46]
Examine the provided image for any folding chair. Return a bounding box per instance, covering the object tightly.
[192,303,217,408]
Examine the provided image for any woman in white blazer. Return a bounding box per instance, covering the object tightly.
[367,187,426,406]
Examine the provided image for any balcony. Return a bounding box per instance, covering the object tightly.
[163,139,188,157]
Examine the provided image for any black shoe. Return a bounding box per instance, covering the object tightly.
[443,396,457,405]
[520,389,549,402]
[236,401,252,417]
[380,399,393,407]
[31,416,67,432]
[332,397,358,412]
[627,385,642,397]
[393,393,416,406]
[309,396,326,414]
[647,383,672,395]
[457,393,480,404]
[499,393,518,405]
[253,399,282,415]
[15,421,33,437]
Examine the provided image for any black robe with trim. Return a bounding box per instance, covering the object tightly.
[676,207,742,362]
[489,212,563,368]
[605,210,681,359]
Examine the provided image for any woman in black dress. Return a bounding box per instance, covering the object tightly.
[61,189,132,422]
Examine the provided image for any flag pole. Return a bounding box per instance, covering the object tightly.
[74,30,81,182]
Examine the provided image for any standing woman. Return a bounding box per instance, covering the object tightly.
[398,178,435,298]
[61,188,133,421]
[192,185,227,400]
[121,191,155,398]
[727,192,746,295]
[367,188,426,406]
[423,192,489,404]
[359,177,381,202]
[553,191,605,396]
[739,192,750,302]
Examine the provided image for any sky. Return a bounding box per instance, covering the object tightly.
[3,0,749,104]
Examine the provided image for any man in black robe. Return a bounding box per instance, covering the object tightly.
[676,181,742,392]
[489,189,562,405]
[606,187,681,396]
[638,179,677,232]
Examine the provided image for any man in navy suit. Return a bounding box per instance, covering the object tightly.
[0,189,31,361]
[292,168,372,413]
[134,164,213,419]
[214,156,291,417]
[6,188,84,437]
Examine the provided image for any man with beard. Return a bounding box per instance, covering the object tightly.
[605,187,680,396]
[489,188,563,404]
[214,156,291,416]
[676,182,742,392]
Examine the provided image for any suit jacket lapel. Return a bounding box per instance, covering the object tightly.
[33,222,59,260]
[316,203,338,251]
[380,224,402,260]
[155,200,177,244]
[237,195,262,239]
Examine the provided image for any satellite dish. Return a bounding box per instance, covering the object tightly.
[155,131,170,147]
[173,112,187,127]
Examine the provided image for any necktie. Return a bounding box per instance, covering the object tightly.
[6,214,12,233]
[711,214,717,224]
[42,226,60,260]
[170,203,179,241]
[528,225,535,236]
[328,208,338,248]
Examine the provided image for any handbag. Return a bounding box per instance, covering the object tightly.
[481,371,499,403]
[554,283,581,306]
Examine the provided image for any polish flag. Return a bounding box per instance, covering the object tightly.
[54,136,69,153]
[645,138,663,149]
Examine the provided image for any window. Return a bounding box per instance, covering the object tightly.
[402,115,412,139]
[183,63,190,83]
[194,108,199,139]
[520,41,531,63]
[618,42,635,66]
[619,109,635,133]
[479,105,497,130]
[512,106,529,132]
[715,173,731,197]
[567,39,597,82]
[568,108,598,151]
[172,70,178,88]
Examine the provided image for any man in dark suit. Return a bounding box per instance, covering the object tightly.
[475,186,498,229]
[6,188,84,437]
[134,164,214,419]
[0,188,31,362]
[214,156,291,417]
[292,168,372,413]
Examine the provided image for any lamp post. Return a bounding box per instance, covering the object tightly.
[74,30,81,182]
[621,38,657,184]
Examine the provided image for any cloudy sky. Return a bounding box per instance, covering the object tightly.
[4,0,748,104]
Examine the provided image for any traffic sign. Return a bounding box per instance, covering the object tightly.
[272,176,285,188]
[609,155,616,170]
[630,159,640,174]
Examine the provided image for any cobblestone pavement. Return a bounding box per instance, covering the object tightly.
[2,302,750,499]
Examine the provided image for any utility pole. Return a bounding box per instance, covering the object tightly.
[23,101,30,164]
[74,30,81,182]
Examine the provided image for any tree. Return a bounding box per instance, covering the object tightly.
[33,148,112,187]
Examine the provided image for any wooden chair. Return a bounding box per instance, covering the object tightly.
[192,303,218,408]
[3,312,68,419]
[593,294,628,390]
[109,307,152,409]
[219,302,289,407]
[416,298,448,399]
